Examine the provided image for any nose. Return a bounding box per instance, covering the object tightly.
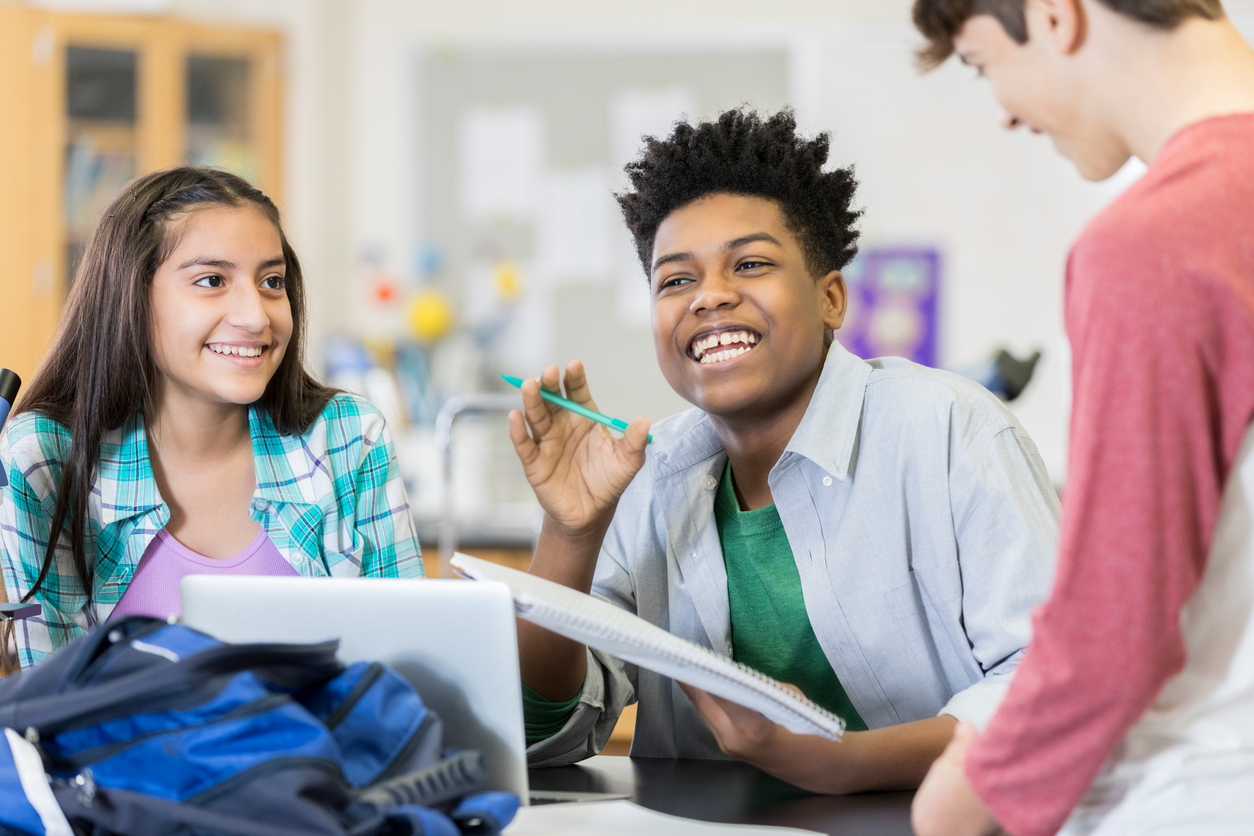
[689,271,741,315]
[226,282,270,333]
[998,107,1023,131]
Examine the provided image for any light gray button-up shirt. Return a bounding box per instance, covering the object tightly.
[528,343,1060,765]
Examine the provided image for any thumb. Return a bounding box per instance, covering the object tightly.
[945,720,980,759]
[622,417,651,454]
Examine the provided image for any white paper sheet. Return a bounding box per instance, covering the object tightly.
[504,800,823,836]
[609,86,698,174]
[459,105,545,221]
[537,166,613,285]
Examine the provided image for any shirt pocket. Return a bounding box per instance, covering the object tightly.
[886,572,925,621]
[886,562,963,620]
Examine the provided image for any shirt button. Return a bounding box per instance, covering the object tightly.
[702,475,718,490]
[252,498,269,511]
[822,476,833,487]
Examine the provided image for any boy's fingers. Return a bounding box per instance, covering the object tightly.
[780,683,805,699]
[935,721,979,768]
[561,360,597,408]
[507,410,538,464]
[520,379,556,438]
[948,721,979,754]
[679,683,720,719]
[539,364,562,394]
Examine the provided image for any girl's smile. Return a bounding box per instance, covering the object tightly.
[149,204,293,414]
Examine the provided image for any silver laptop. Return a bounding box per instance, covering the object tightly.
[180,576,530,802]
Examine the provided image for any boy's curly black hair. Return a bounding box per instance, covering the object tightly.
[617,108,861,281]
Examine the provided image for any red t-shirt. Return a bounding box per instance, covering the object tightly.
[965,114,1254,836]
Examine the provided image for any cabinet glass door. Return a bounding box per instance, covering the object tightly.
[64,45,138,287]
[185,54,256,180]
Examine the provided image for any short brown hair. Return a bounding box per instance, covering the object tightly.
[912,0,1226,69]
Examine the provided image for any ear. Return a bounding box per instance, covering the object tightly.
[818,269,847,331]
[1026,0,1087,55]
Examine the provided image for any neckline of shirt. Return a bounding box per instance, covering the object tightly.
[156,526,269,568]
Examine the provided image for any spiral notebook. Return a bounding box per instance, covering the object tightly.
[450,553,846,740]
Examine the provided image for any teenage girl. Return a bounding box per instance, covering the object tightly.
[0,167,424,671]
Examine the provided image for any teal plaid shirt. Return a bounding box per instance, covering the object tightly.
[0,393,424,667]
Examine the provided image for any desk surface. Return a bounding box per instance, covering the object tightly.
[528,756,915,836]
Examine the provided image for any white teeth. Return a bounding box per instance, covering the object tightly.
[210,344,264,358]
[698,345,752,365]
[691,330,759,361]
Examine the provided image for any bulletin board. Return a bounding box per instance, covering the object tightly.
[838,246,941,368]
[414,48,789,424]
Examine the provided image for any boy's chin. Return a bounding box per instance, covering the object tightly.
[685,384,772,421]
[1058,139,1133,182]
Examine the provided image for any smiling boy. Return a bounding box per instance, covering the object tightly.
[908,1,1254,835]
[506,109,1060,793]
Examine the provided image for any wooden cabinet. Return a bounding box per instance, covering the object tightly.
[0,7,282,382]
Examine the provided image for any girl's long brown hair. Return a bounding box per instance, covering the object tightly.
[9,167,336,641]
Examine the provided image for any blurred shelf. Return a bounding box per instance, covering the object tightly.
[421,544,531,578]
[0,6,282,382]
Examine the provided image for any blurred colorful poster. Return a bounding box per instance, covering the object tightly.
[837,246,940,367]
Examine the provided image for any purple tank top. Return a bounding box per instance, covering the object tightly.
[111,527,299,621]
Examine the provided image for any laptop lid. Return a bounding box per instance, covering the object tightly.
[180,576,529,801]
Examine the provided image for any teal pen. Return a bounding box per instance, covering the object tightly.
[501,374,653,444]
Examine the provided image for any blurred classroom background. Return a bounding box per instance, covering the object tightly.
[6,0,1254,583]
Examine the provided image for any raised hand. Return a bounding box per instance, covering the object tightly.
[508,360,650,539]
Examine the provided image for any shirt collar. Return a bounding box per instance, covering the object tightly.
[648,341,872,482]
[97,412,163,526]
[249,405,320,507]
[782,341,871,482]
[98,405,316,527]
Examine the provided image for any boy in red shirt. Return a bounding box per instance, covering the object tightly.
[908,1,1254,834]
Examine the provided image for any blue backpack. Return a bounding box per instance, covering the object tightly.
[0,616,519,836]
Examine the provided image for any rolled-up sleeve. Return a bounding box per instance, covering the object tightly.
[940,424,1060,728]
[525,530,640,766]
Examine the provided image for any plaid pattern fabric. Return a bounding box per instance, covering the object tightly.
[0,394,424,668]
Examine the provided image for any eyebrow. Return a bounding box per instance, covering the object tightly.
[650,232,785,274]
[178,256,286,271]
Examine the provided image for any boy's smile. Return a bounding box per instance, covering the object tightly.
[650,193,845,424]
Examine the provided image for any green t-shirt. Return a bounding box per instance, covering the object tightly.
[521,460,868,745]
[522,684,582,746]
[715,460,867,731]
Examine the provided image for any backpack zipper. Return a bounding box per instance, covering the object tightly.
[48,693,294,771]
[34,641,340,735]
[371,711,439,784]
[321,663,384,730]
[185,755,347,809]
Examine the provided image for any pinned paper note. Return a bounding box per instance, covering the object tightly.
[536,165,614,285]
[458,105,546,221]
[609,85,699,176]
